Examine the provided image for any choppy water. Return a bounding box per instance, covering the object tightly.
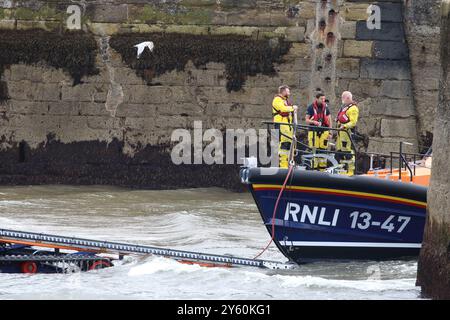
[0,185,421,299]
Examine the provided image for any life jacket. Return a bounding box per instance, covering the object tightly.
[310,101,330,127]
[272,95,293,118]
[337,103,356,124]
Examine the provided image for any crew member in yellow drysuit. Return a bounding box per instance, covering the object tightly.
[336,91,359,175]
[272,85,298,168]
[305,93,332,170]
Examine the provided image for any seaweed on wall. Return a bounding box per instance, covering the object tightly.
[0,29,99,101]
[109,33,292,92]
[0,81,7,101]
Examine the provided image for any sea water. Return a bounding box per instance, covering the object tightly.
[0,185,421,300]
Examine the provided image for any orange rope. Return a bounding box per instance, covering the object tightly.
[253,164,294,259]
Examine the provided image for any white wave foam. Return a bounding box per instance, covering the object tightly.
[0,200,35,206]
[274,274,418,292]
[127,257,225,276]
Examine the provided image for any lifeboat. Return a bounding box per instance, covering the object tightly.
[242,122,430,262]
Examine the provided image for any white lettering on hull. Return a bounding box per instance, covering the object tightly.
[284,202,339,227]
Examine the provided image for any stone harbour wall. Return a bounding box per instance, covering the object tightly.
[335,0,419,154]
[0,0,442,189]
[417,0,450,300]
[404,0,442,150]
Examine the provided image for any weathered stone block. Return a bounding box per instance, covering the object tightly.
[287,42,311,57]
[0,19,15,30]
[206,102,243,117]
[165,25,210,35]
[343,40,373,57]
[247,87,277,105]
[78,102,112,116]
[356,97,373,116]
[245,72,293,88]
[123,85,171,104]
[9,64,68,83]
[370,98,416,118]
[342,3,369,21]
[360,59,411,80]
[414,90,439,129]
[115,103,158,118]
[204,62,226,70]
[8,81,61,101]
[9,65,36,82]
[163,102,204,116]
[336,58,360,79]
[124,117,156,130]
[88,67,138,86]
[219,0,258,9]
[87,116,123,130]
[120,24,165,34]
[241,104,266,118]
[123,129,160,150]
[380,118,417,138]
[356,21,405,41]
[285,26,306,42]
[410,64,441,86]
[88,23,121,36]
[297,2,316,19]
[186,69,225,87]
[209,26,256,36]
[86,4,129,23]
[380,80,413,99]
[47,101,81,115]
[377,2,403,22]
[340,21,357,39]
[413,78,440,92]
[9,101,48,115]
[357,116,380,137]
[339,79,382,99]
[62,84,108,102]
[208,116,261,130]
[367,137,417,154]
[408,38,441,65]
[169,86,194,103]
[270,11,299,27]
[16,20,60,31]
[275,57,312,72]
[155,115,188,129]
[198,86,266,105]
[373,41,409,60]
[298,72,310,89]
[226,10,271,26]
[6,114,50,131]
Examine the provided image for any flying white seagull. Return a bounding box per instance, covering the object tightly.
[134,41,154,58]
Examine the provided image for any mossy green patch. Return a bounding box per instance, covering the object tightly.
[0,29,99,101]
[179,0,217,7]
[38,5,62,20]
[110,32,291,92]
[13,5,63,21]
[282,0,301,5]
[14,7,35,20]
[176,9,211,25]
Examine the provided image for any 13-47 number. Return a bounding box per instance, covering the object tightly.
[349,211,411,233]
